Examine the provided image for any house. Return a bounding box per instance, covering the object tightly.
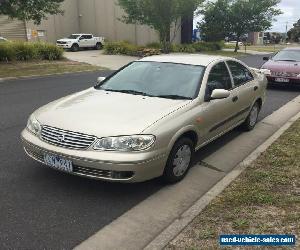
[0,0,182,45]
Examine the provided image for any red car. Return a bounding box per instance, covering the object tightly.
[261,47,300,85]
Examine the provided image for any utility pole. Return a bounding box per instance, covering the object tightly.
[285,21,288,44]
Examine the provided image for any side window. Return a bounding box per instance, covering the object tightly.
[206,62,232,99]
[85,35,93,39]
[227,61,254,87]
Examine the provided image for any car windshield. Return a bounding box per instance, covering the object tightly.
[68,35,80,39]
[272,50,300,62]
[96,62,204,99]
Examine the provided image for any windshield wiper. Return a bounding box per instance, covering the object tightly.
[102,89,152,97]
[155,95,192,100]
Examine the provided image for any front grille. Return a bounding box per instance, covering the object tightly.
[57,41,67,44]
[41,126,96,150]
[73,165,113,179]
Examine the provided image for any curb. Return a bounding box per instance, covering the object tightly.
[144,110,300,250]
[0,69,109,83]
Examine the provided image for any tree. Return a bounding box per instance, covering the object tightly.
[0,0,64,24]
[118,0,203,52]
[198,0,282,52]
[287,19,300,42]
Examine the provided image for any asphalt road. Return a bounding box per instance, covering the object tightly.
[0,55,299,250]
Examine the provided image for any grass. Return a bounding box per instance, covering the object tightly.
[0,59,106,78]
[167,119,300,250]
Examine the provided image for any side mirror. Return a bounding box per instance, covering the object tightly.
[210,89,230,100]
[97,76,106,83]
[263,57,269,61]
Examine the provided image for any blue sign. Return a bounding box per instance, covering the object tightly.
[220,235,296,246]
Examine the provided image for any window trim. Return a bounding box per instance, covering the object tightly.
[205,60,234,92]
[225,60,254,89]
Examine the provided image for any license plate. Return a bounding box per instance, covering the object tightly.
[275,78,290,83]
[44,154,73,173]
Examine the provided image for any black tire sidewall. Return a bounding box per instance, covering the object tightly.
[163,137,194,183]
[243,102,260,131]
[71,44,79,52]
[95,43,102,50]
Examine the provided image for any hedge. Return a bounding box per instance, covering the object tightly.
[104,41,224,57]
[0,41,64,61]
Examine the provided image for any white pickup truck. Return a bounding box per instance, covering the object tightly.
[56,34,105,52]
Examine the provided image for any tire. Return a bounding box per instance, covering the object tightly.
[71,43,79,52]
[241,102,260,131]
[95,42,103,50]
[162,137,194,184]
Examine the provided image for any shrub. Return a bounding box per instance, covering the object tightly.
[0,42,16,61]
[146,42,162,49]
[35,43,64,60]
[0,41,63,62]
[192,41,224,52]
[172,44,196,53]
[104,41,160,57]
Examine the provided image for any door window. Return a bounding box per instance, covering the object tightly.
[205,62,232,99]
[227,61,254,87]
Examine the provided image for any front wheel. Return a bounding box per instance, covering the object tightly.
[71,44,79,52]
[242,102,260,131]
[162,137,194,184]
[95,42,103,50]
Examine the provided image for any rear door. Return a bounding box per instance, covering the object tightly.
[226,60,257,122]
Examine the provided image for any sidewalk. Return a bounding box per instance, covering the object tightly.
[64,50,138,70]
[223,48,271,55]
[167,118,300,249]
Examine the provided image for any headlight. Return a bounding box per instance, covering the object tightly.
[27,115,41,136]
[93,135,155,151]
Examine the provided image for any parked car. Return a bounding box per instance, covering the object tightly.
[261,47,300,85]
[0,37,8,42]
[21,55,267,183]
[56,34,105,52]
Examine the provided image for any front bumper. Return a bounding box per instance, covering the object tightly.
[21,129,168,183]
[56,43,72,49]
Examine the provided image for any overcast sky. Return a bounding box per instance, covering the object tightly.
[194,0,300,33]
[270,0,299,32]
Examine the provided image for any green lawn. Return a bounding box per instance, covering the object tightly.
[0,60,106,78]
[167,119,300,249]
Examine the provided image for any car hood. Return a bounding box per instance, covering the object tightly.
[35,88,190,138]
[262,60,300,73]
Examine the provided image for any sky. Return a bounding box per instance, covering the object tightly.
[194,0,300,33]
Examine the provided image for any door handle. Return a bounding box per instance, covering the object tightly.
[232,96,239,102]
[254,86,258,91]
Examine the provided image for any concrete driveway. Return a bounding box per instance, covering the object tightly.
[64,50,138,70]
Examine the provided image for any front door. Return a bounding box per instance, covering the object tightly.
[196,61,238,143]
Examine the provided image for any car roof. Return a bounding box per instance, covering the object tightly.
[138,54,229,66]
[282,47,300,51]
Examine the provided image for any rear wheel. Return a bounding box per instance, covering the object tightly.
[242,102,260,131]
[71,43,79,52]
[95,42,103,50]
[162,137,194,183]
